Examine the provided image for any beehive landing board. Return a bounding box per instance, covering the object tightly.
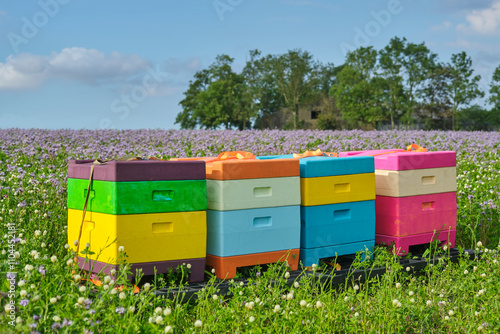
[375,229,456,256]
[299,240,375,267]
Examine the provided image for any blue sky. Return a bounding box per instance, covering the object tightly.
[1,0,499,130]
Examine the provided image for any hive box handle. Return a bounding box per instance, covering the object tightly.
[421,176,436,185]
[152,222,174,233]
[253,216,272,227]
[253,187,272,197]
[152,190,174,201]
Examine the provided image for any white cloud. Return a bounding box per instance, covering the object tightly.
[457,1,500,34]
[431,21,452,31]
[0,47,150,90]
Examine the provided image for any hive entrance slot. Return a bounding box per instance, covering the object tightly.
[152,222,174,233]
[253,187,272,197]
[153,190,174,201]
[421,176,436,185]
[334,183,351,193]
[253,216,272,227]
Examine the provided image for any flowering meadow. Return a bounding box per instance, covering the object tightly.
[1,129,499,333]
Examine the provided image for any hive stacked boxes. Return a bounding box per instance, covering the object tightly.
[259,155,376,267]
[339,149,457,255]
[67,159,208,282]
[202,158,301,279]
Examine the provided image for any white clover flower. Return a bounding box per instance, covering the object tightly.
[40,242,46,248]
[353,284,359,291]
[212,294,218,300]
[155,307,163,314]
[409,291,414,296]
[110,269,116,276]
[294,282,299,288]
[245,302,254,310]
[73,274,81,283]
[103,285,109,291]
[148,317,154,324]
[392,299,399,306]
[18,280,25,287]
[311,263,317,270]
[475,311,480,316]
[255,298,260,303]
[78,297,85,305]
[395,282,401,289]
[34,253,39,260]
[249,316,255,323]
[104,276,111,284]
[315,301,323,308]
[163,308,171,316]
[473,266,478,272]
[155,316,163,325]
[24,264,34,271]
[444,316,449,321]
[119,292,126,300]
[118,246,124,253]
[143,283,151,291]
[478,289,485,296]
[186,263,192,269]
[406,267,411,272]
[73,240,79,246]
[273,304,281,313]
[32,295,40,302]
[464,270,469,275]
[20,290,27,298]
[50,297,57,304]
[426,300,432,306]
[410,298,415,303]
[239,291,244,296]
[16,316,22,324]
[165,325,173,333]
[354,312,359,317]
[79,286,86,293]
[67,259,74,266]
[211,268,215,274]
[284,272,290,279]
[128,306,136,313]
[14,252,20,259]
[478,325,484,331]
[50,255,57,263]
[286,293,294,301]
[194,320,202,328]
[481,273,486,278]
[110,289,117,295]
[448,310,454,316]
[344,296,349,302]
[53,315,61,322]
[34,230,41,237]
[477,241,483,248]
[64,244,69,249]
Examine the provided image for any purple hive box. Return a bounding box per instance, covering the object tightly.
[68,159,206,182]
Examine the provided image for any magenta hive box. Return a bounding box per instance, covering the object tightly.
[375,192,457,236]
[338,150,456,171]
[68,159,206,181]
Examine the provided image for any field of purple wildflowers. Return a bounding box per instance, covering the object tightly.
[0,129,499,333]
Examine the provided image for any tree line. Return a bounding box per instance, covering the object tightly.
[175,37,500,131]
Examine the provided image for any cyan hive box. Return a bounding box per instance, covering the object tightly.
[300,200,375,249]
[206,177,300,211]
[300,240,375,267]
[258,155,375,177]
[206,206,300,257]
[375,192,457,236]
[67,178,207,215]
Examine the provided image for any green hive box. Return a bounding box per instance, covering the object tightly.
[67,178,207,215]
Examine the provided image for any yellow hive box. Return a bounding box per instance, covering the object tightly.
[375,167,457,197]
[300,173,375,206]
[68,209,206,264]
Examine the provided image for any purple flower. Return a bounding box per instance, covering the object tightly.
[29,323,37,328]
[20,299,29,306]
[11,237,21,244]
[38,266,46,276]
[115,307,125,315]
[52,323,61,330]
[33,315,40,321]
[84,298,92,309]
[62,318,73,326]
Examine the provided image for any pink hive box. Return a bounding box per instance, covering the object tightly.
[375,192,457,236]
[338,150,456,171]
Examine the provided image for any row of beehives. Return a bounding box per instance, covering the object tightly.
[67,149,457,281]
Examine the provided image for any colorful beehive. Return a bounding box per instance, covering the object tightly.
[67,159,208,282]
[259,154,376,267]
[175,156,302,279]
[339,149,457,255]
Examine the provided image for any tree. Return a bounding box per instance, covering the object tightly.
[330,47,386,129]
[175,55,255,130]
[419,64,453,129]
[242,50,284,128]
[379,37,406,129]
[273,49,321,129]
[446,51,484,131]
